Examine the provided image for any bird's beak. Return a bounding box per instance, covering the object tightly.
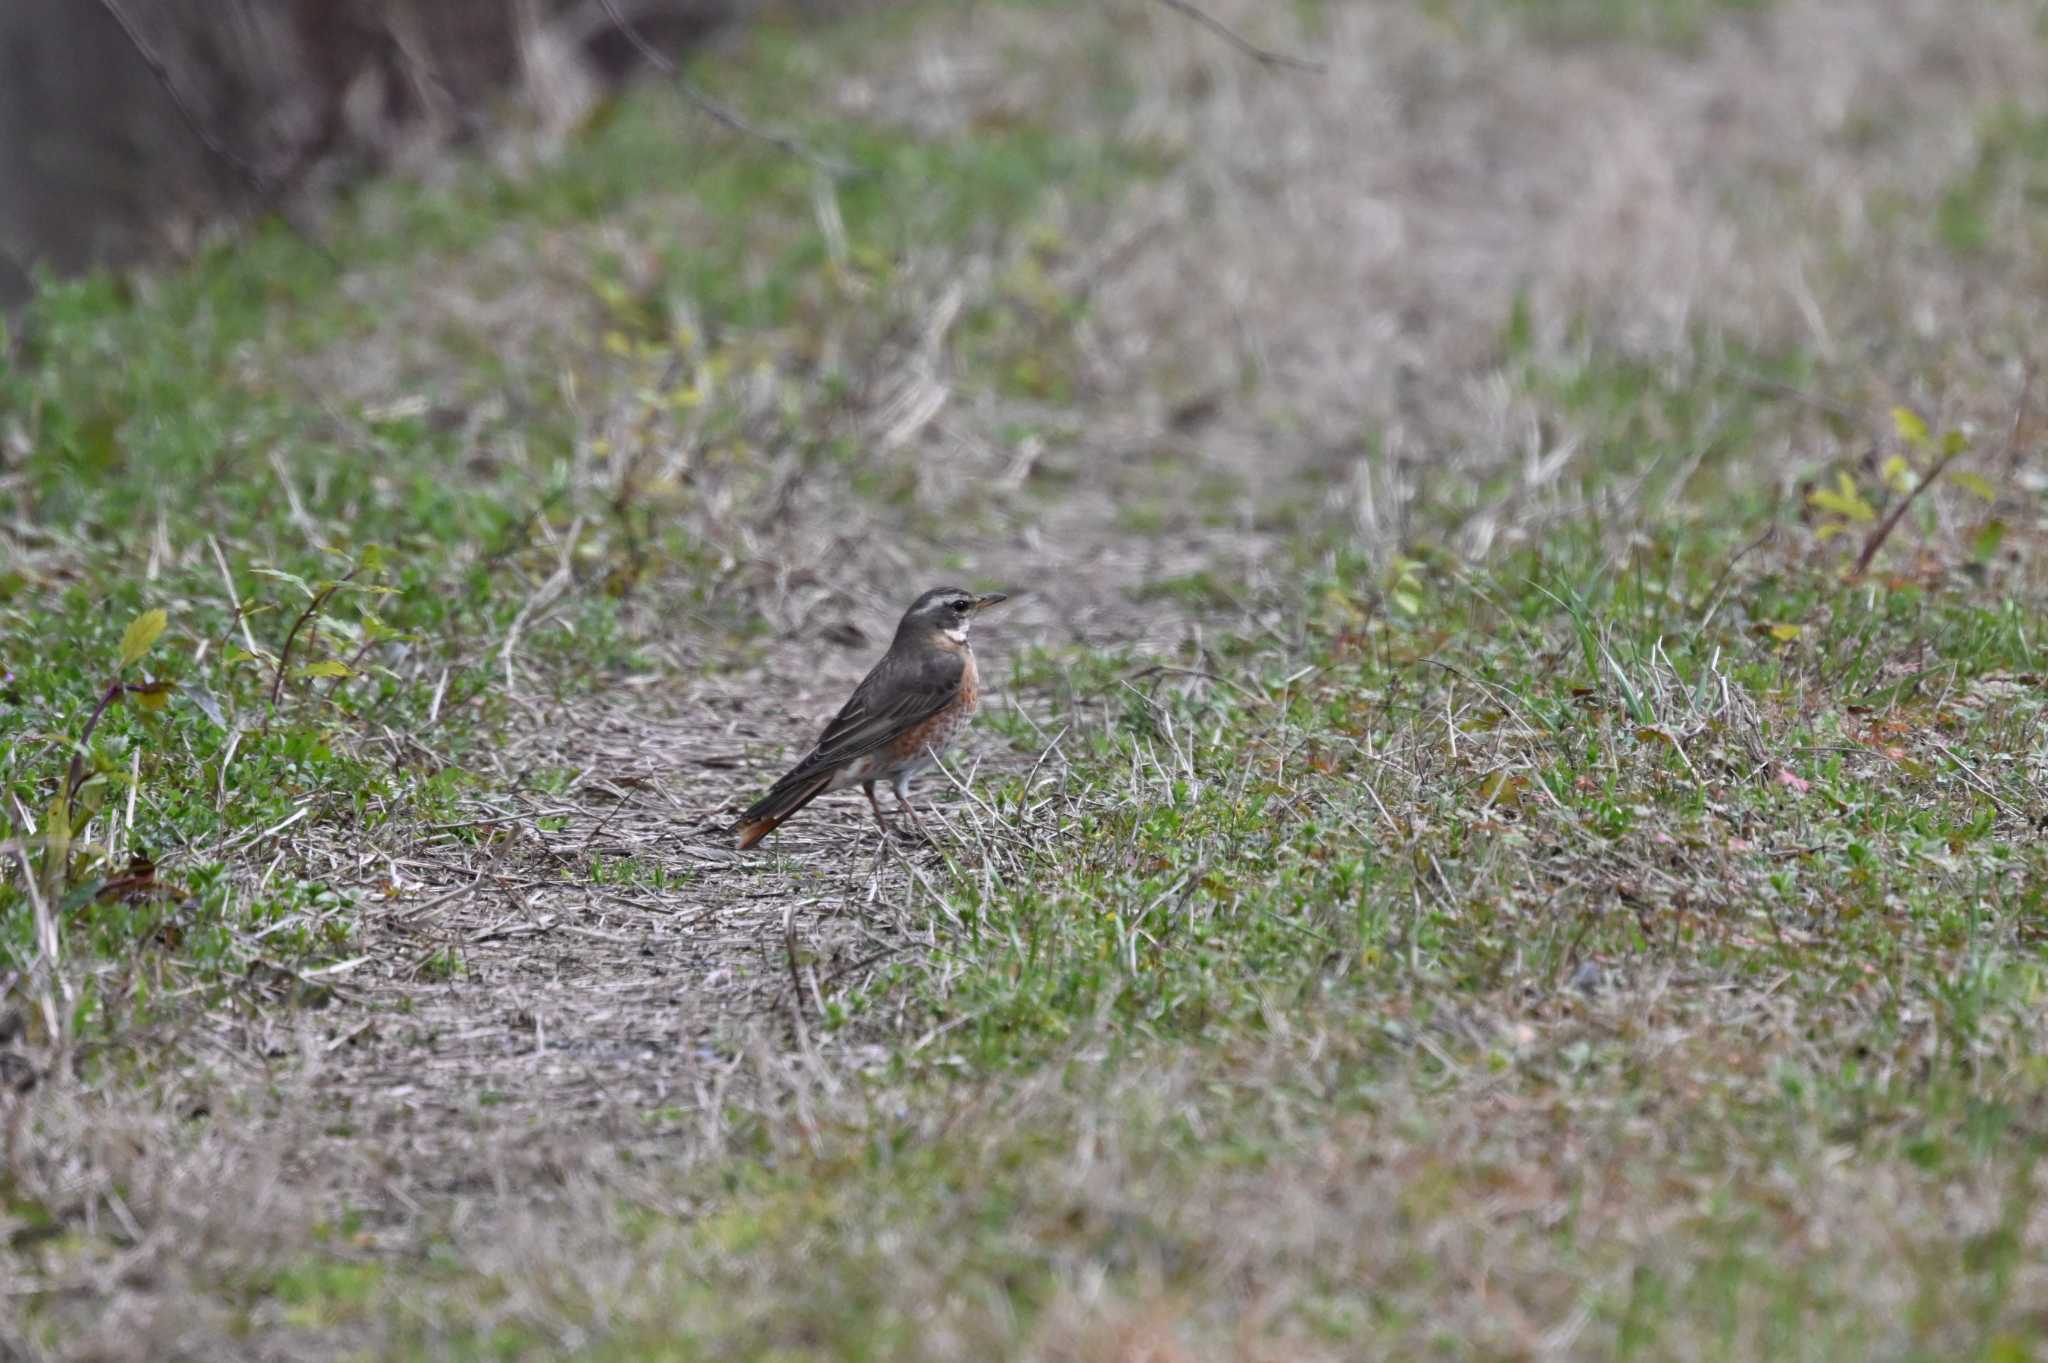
[971,592,1009,613]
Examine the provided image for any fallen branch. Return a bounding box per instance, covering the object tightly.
[94,0,267,182]
[1149,0,1326,72]
[596,0,845,173]
[93,0,340,266]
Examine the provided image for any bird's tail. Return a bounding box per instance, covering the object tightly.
[731,768,835,850]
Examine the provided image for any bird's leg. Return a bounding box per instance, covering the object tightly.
[862,781,893,834]
[892,781,931,840]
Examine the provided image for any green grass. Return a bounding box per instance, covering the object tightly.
[1936,104,2048,260]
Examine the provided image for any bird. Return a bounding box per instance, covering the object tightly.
[732,587,1009,850]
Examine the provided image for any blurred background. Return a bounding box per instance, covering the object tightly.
[0,0,772,305]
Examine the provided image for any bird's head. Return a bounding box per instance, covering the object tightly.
[898,586,1009,647]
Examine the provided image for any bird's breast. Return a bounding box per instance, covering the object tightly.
[959,648,980,714]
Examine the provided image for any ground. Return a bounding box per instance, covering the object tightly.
[4,0,2048,1358]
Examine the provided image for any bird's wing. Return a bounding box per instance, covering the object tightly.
[786,647,965,778]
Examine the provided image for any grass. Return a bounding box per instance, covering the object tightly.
[1936,104,2048,261]
[212,349,2048,1360]
[7,0,2048,1358]
[0,0,1153,1016]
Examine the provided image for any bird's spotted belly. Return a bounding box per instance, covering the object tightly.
[828,653,979,792]
[889,699,971,766]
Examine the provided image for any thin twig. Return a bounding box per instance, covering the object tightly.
[500,516,582,700]
[63,683,133,807]
[1123,663,1270,706]
[1854,364,2033,578]
[13,846,64,1046]
[93,0,339,266]
[578,790,636,853]
[596,0,846,173]
[1148,0,1326,72]
[1926,738,2021,818]
[94,0,267,181]
[269,570,357,715]
[205,803,311,862]
[781,899,813,1050]
[1714,364,1860,421]
[1415,657,1554,737]
[207,536,262,657]
[1998,359,2040,481]
[1694,524,1778,635]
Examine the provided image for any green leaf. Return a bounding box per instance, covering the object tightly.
[1983,1333,2035,1363]
[1808,472,1876,523]
[1602,650,1652,726]
[183,683,227,728]
[1949,470,1996,501]
[59,879,108,914]
[1855,662,1950,709]
[296,661,351,679]
[1972,520,2008,563]
[1475,770,1527,810]
[1892,406,1929,447]
[127,680,174,711]
[251,567,311,594]
[119,609,168,669]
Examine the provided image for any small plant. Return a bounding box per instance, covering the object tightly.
[227,546,399,730]
[1807,401,2009,576]
[415,948,465,982]
[35,609,174,907]
[1386,554,1429,619]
